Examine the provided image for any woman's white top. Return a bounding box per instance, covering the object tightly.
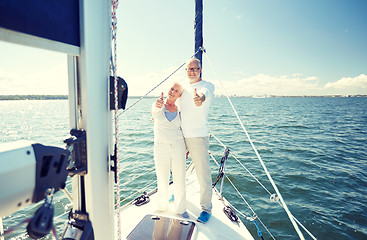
[151,103,183,144]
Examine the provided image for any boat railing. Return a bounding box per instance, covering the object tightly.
[110,130,317,240]
[209,133,317,240]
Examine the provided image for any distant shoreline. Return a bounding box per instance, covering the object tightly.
[0,95,68,101]
[0,94,366,101]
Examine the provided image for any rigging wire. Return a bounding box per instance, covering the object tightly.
[118,179,158,209]
[209,152,276,240]
[210,135,317,240]
[114,151,157,207]
[204,52,307,240]
[117,49,202,117]
[0,218,32,238]
[117,165,156,186]
[211,134,273,196]
[117,149,152,170]
[117,63,184,116]
[109,38,315,238]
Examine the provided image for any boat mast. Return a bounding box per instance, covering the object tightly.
[194,0,204,64]
[69,0,115,239]
[0,0,115,238]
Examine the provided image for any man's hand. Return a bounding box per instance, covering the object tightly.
[193,88,205,106]
[156,92,164,108]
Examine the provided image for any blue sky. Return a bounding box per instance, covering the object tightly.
[0,0,366,96]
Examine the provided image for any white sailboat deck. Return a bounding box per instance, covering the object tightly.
[119,163,254,240]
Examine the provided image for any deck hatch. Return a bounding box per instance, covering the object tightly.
[127,214,195,240]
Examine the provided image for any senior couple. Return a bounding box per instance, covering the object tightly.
[151,57,215,223]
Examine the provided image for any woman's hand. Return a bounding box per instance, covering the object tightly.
[156,92,164,108]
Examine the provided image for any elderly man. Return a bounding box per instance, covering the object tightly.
[179,57,215,223]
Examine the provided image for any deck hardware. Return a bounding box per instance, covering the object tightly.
[133,192,150,206]
[64,129,87,176]
[32,143,70,203]
[110,76,128,110]
[27,189,55,239]
[180,220,189,225]
[270,193,279,202]
[110,144,117,183]
[61,210,94,240]
[127,215,195,240]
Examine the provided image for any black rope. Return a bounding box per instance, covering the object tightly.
[223,206,239,224]
[212,172,224,188]
[212,148,230,188]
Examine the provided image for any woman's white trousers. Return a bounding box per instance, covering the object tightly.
[154,138,186,214]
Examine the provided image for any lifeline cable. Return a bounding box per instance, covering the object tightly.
[211,134,316,239]
[0,219,61,239]
[204,52,307,240]
[209,154,275,240]
[0,218,31,238]
[210,153,276,240]
[117,48,204,117]
[210,134,317,240]
[211,133,273,196]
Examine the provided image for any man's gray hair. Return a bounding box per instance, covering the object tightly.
[186,57,201,68]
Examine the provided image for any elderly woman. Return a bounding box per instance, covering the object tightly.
[152,82,188,218]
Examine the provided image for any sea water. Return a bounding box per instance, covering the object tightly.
[1,97,366,240]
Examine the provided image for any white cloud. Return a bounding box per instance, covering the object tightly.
[0,64,68,95]
[209,73,367,96]
[123,70,367,97]
[0,68,17,80]
[324,74,367,90]
[122,67,186,97]
[2,56,366,97]
[212,73,321,96]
